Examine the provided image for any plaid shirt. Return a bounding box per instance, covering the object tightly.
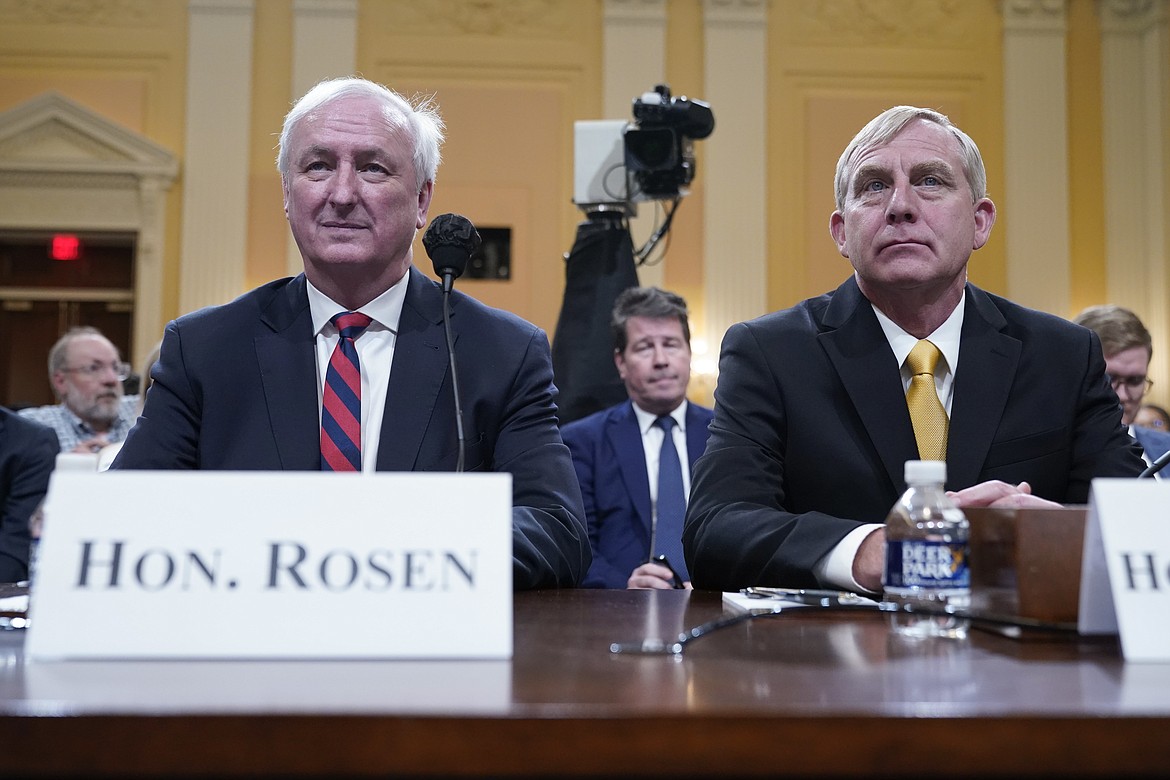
[17,396,140,453]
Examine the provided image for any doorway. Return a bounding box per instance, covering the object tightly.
[0,230,135,409]
[0,92,177,402]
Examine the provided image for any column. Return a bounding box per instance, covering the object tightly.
[180,0,255,313]
[1002,0,1070,314]
[603,0,668,290]
[286,0,358,276]
[702,0,767,356]
[135,175,173,368]
[1100,0,1169,394]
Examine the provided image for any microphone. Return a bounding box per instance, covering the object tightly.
[1139,449,1170,479]
[422,212,481,293]
[422,214,481,473]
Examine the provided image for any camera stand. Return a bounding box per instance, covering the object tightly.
[551,208,640,426]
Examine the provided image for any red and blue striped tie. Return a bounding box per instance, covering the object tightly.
[321,311,372,471]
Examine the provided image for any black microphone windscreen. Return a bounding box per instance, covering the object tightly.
[423,213,481,280]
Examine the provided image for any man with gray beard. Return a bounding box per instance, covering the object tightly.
[19,327,139,454]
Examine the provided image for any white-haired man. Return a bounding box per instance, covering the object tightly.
[112,77,589,589]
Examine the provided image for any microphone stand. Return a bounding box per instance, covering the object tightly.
[422,213,479,475]
[1139,449,1170,479]
[440,271,465,473]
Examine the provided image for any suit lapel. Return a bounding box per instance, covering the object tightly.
[255,275,321,470]
[947,285,1019,488]
[607,402,652,536]
[818,277,917,491]
[376,267,449,471]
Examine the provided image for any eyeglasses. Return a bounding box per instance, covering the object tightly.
[61,361,132,381]
[1106,374,1153,393]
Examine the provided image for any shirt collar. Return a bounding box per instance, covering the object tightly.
[631,399,689,435]
[62,405,94,435]
[872,290,965,375]
[307,273,409,336]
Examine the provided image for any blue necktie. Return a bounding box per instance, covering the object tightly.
[654,415,689,581]
[321,311,371,471]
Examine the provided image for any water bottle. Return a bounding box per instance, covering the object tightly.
[882,459,970,639]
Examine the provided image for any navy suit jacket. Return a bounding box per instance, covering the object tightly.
[562,400,713,588]
[0,407,58,582]
[112,268,590,589]
[685,277,1146,591]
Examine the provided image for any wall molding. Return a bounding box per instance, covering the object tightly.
[0,92,177,369]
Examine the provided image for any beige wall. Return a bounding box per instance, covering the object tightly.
[248,0,602,337]
[768,0,1006,311]
[1067,0,1108,316]
[0,0,188,340]
[246,0,294,291]
[1,0,1168,408]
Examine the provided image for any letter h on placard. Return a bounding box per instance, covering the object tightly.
[1121,552,1162,591]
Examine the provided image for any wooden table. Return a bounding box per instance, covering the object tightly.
[2,588,1168,777]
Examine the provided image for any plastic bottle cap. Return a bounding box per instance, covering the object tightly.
[904,459,946,484]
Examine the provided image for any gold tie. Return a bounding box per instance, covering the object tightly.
[905,339,948,461]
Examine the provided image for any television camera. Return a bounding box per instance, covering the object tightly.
[555,86,713,422]
[573,84,715,212]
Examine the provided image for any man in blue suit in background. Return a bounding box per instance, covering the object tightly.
[562,287,713,588]
[1074,304,1170,474]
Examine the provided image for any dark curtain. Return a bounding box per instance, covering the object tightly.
[552,212,639,426]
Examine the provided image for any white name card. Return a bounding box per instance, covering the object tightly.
[26,471,513,661]
[1078,478,1170,662]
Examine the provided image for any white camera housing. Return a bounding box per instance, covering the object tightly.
[572,119,630,210]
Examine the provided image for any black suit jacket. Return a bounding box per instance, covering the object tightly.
[0,407,58,582]
[684,277,1145,591]
[561,400,714,588]
[112,268,590,589]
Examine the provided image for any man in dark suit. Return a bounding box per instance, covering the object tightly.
[112,77,589,590]
[0,407,58,582]
[562,287,713,588]
[1074,304,1170,474]
[685,105,1145,594]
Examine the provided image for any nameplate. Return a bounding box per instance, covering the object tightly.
[26,471,513,661]
[1078,478,1170,661]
